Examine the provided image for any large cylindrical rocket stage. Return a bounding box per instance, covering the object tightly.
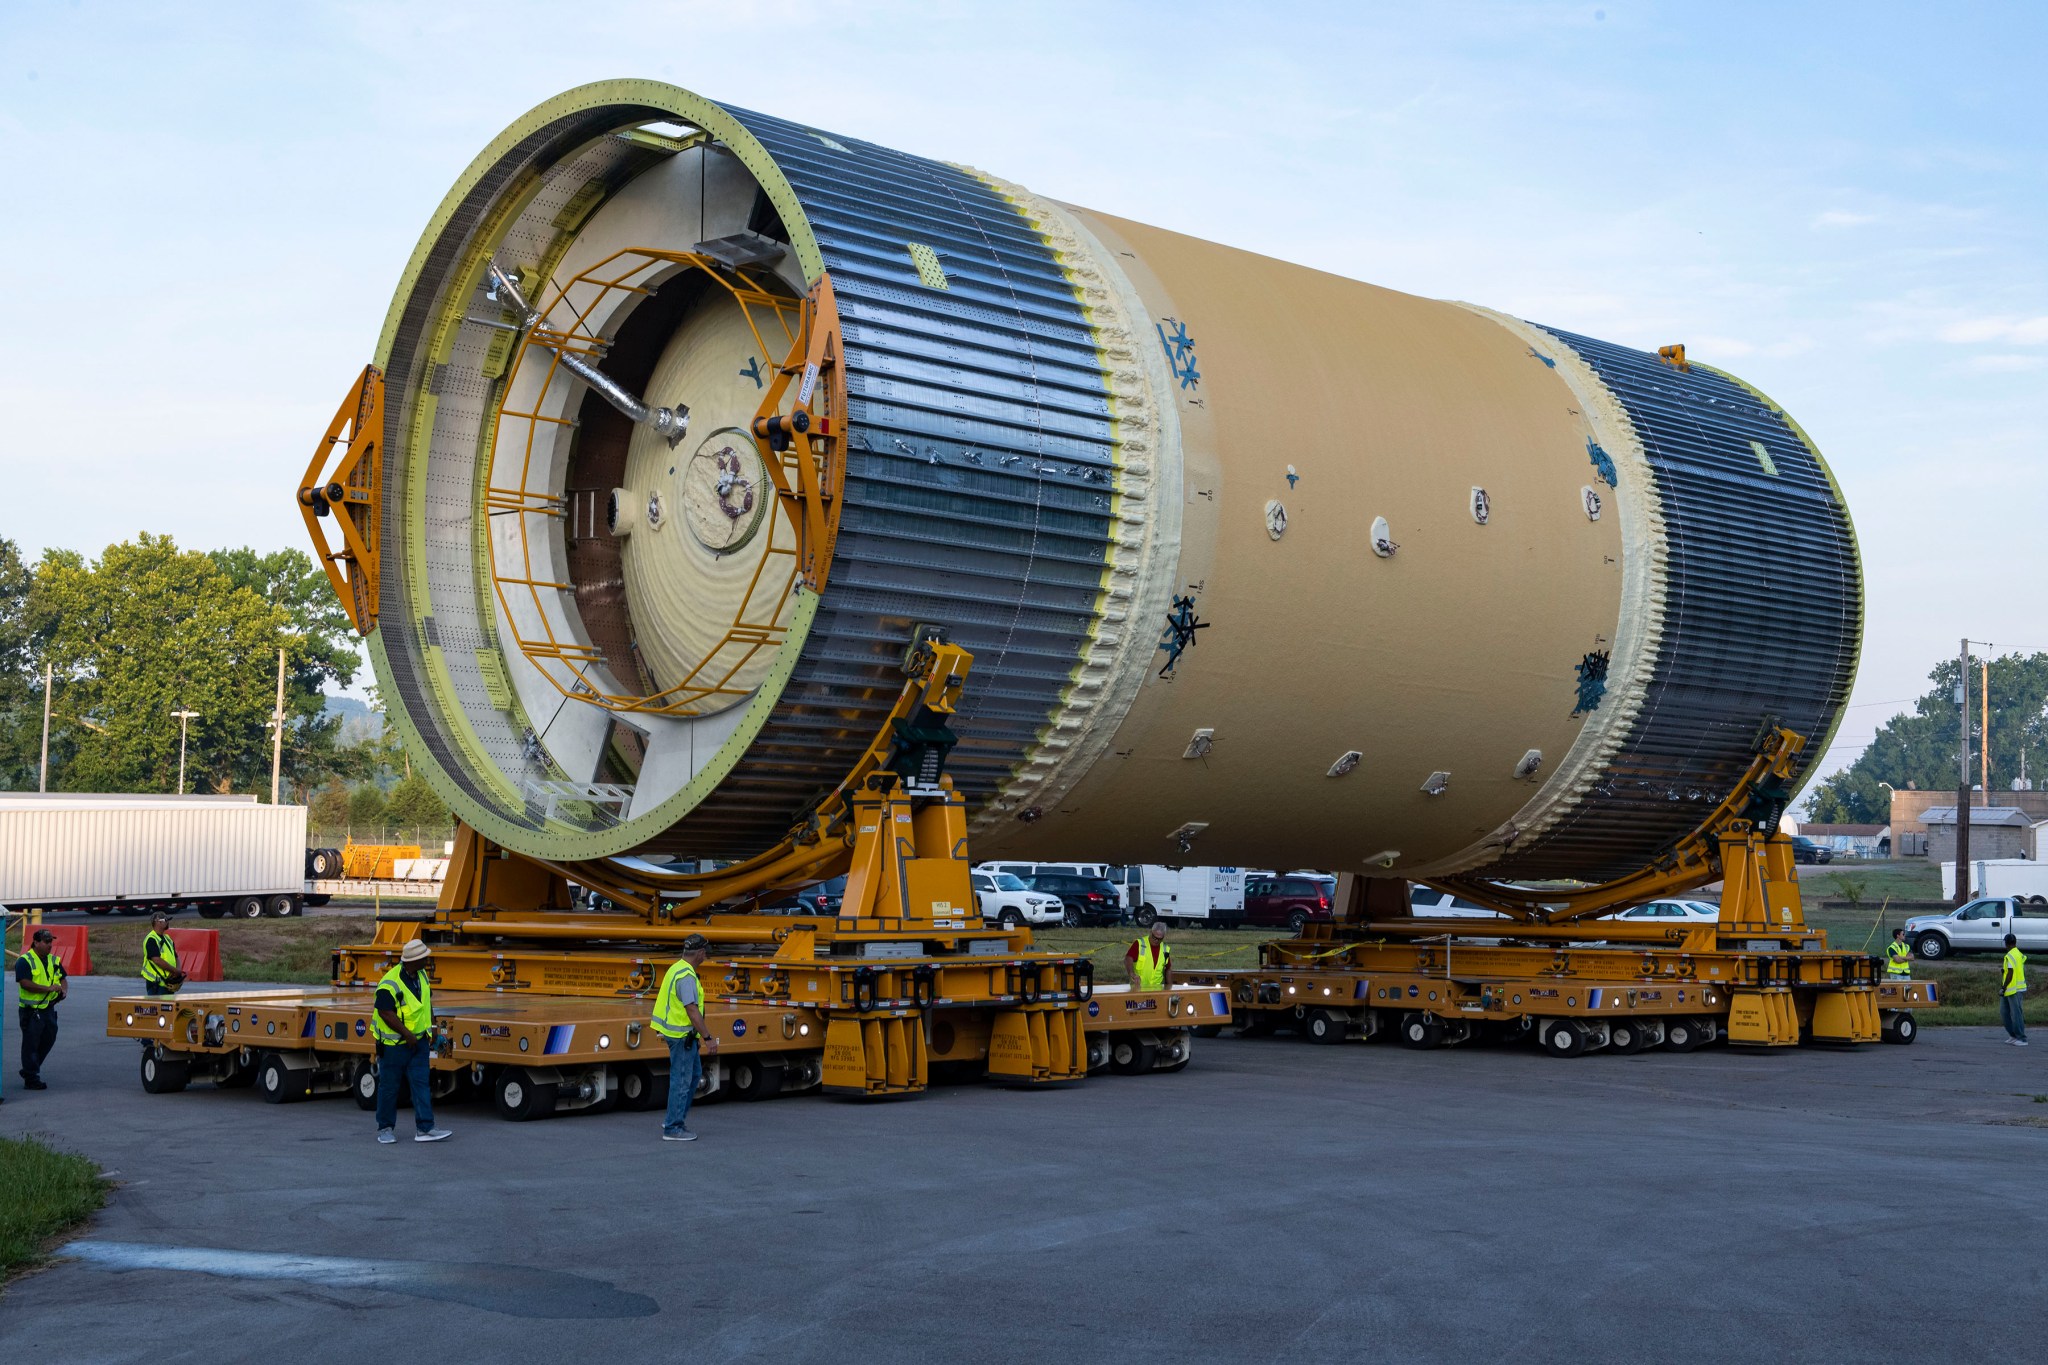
[365,80,1860,882]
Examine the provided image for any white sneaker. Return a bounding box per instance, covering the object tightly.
[377,1129,397,1144]
[415,1128,453,1142]
[661,1129,698,1142]
[2014,1039,2031,1047]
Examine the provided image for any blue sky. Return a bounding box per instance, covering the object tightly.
[1,1,2042,797]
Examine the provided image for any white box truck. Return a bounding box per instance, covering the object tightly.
[1940,859,2048,901]
[0,793,309,918]
[1118,865,1248,927]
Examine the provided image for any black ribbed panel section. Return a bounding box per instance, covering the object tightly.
[653,106,1114,852]
[1493,328,1860,880]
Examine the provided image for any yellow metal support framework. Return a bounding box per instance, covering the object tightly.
[297,365,384,634]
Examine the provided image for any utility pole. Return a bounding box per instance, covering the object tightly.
[1955,638,1972,906]
[38,660,52,793]
[1980,657,1990,805]
[270,647,286,805]
[172,709,200,795]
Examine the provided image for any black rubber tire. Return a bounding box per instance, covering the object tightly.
[727,1057,786,1102]
[234,896,265,920]
[310,849,341,878]
[617,1062,667,1111]
[351,1057,380,1110]
[1062,903,1083,928]
[140,1050,190,1094]
[1109,1036,1159,1075]
[268,895,298,918]
[1238,1011,1278,1037]
[1397,1013,1445,1049]
[1287,910,1309,935]
[86,906,114,916]
[1305,1008,1349,1045]
[197,901,226,920]
[1663,1017,1705,1052]
[1134,905,1156,928]
[1194,1024,1223,1038]
[1541,1021,1589,1058]
[215,1050,257,1088]
[999,910,1021,929]
[1607,1020,1652,1054]
[1883,1011,1919,1045]
[1913,932,1949,961]
[256,1052,309,1103]
[493,1068,558,1121]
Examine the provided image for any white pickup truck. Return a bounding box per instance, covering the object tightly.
[1903,896,2048,960]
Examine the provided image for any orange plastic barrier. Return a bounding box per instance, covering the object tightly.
[40,924,92,977]
[169,928,222,982]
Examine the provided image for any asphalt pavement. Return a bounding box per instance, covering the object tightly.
[4,976,2045,1363]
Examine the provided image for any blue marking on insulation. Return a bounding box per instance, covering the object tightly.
[1528,347,1556,368]
[1573,650,1611,717]
[1586,437,1618,487]
[1157,317,1201,390]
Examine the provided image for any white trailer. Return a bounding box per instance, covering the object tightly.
[1119,865,1248,927]
[0,793,308,918]
[1941,859,2048,901]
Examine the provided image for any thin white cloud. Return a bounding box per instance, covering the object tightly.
[1812,210,1878,229]
[1966,353,2048,372]
[1939,315,2048,345]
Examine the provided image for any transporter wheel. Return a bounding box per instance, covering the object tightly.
[351,1058,380,1110]
[256,1052,311,1103]
[1541,1021,1590,1058]
[1305,1008,1349,1045]
[1085,1034,1112,1072]
[727,1057,786,1101]
[1134,904,1156,928]
[234,896,265,920]
[1194,1024,1223,1038]
[267,895,298,918]
[1238,1010,1278,1037]
[1397,1013,1446,1050]
[1157,1034,1193,1073]
[1913,933,1949,961]
[1663,1018,1706,1052]
[617,1062,666,1110]
[1883,1011,1919,1045]
[493,1068,559,1121]
[1607,1020,1652,1055]
[1110,1036,1159,1075]
[139,1049,191,1094]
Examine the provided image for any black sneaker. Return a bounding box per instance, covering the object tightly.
[24,1079,47,1090]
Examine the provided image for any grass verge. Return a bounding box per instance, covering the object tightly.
[0,1135,108,1278]
[78,917,377,985]
[1916,967,2047,1027]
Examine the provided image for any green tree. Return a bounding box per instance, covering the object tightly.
[0,538,46,788]
[347,782,388,832]
[385,772,447,835]
[309,777,349,832]
[1808,652,2048,823]
[29,535,320,794]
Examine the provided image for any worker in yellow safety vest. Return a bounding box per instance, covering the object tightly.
[1885,928,1913,980]
[15,927,67,1090]
[141,913,186,996]
[653,934,718,1143]
[371,939,451,1143]
[2001,933,2028,1047]
[1126,922,1173,991]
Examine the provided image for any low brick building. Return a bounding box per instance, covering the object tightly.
[1918,806,2044,864]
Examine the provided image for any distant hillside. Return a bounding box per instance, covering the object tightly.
[324,694,385,744]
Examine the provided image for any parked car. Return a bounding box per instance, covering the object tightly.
[972,872,1065,928]
[1790,836,1832,865]
[1242,873,1337,934]
[1407,887,1512,920]
[1902,896,2048,960]
[1018,872,1124,927]
[758,875,846,915]
[1601,898,1721,924]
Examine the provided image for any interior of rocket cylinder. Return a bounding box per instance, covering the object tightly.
[490,128,810,821]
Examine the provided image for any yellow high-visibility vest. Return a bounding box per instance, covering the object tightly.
[652,959,703,1040]
[371,966,433,1044]
[2004,947,2028,997]
[143,930,181,987]
[19,950,63,1007]
[1885,941,1912,978]
[1132,938,1171,991]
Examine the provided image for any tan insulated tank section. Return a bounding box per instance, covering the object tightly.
[368,84,1859,880]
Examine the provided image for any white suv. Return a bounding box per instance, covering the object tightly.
[972,871,1065,928]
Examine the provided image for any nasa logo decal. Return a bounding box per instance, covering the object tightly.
[732,1019,748,1037]
[1087,1001,1101,1017]
[354,1018,366,1037]
[1407,985,1419,998]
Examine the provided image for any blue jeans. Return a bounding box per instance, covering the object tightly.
[664,1036,700,1133]
[2002,991,2027,1041]
[375,1039,436,1133]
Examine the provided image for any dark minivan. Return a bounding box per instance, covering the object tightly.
[1019,873,1124,927]
[1241,873,1337,934]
